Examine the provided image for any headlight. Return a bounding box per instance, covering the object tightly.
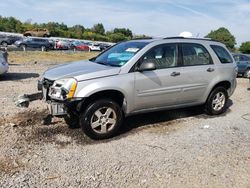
[49,78,77,100]
[61,78,77,99]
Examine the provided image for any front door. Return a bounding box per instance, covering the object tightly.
[134,43,182,111]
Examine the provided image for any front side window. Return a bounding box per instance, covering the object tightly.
[142,44,177,69]
[211,45,233,63]
[92,41,149,67]
[182,43,211,66]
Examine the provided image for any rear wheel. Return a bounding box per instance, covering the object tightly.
[205,87,228,115]
[80,99,123,140]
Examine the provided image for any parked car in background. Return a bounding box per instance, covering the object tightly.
[71,41,90,51]
[99,43,112,51]
[15,37,52,51]
[0,35,23,47]
[23,28,50,37]
[0,51,8,75]
[48,39,56,50]
[38,37,237,139]
[55,40,70,50]
[88,43,101,51]
[233,53,250,78]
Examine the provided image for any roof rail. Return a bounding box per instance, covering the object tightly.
[163,36,219,42]
[163,37,184,39]
[132,37,153,40]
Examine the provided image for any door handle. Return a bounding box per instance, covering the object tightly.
[170,72,180,76]
[207,68,215,72]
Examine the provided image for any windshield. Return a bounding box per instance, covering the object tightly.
[91,41,149,67]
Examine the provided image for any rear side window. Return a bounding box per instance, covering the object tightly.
[211,45,233,63]
[182,43,211,66]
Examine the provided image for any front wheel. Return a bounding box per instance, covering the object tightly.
[80,99,123,140]
[205,87,228,115]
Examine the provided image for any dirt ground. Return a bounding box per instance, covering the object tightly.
[0,51,250,188]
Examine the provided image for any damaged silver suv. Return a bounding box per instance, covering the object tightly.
[37,37,237,139]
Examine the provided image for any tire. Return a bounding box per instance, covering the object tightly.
[20,44,26,51]
[41,46,46,51]
[80,99,123,140]
[244,69,250,78]
[64,112,80,129]
[205,87,228,115]
[1,41,8,47]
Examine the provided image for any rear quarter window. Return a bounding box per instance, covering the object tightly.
[211,45,233,64]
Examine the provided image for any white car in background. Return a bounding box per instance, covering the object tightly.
[88,43,101,51]
[0,51,8,75]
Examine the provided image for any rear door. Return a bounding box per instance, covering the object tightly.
[176,43,216,104]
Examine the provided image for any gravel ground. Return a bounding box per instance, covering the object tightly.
[0,56,250,188]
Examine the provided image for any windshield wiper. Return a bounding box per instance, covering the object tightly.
[94,61,109,66]
[94,61,121,67]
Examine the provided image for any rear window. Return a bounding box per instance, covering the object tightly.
[211,45,233,63]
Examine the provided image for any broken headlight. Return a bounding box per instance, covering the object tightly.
[49,78,77,100]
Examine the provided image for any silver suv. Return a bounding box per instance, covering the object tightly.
[38,37,237,139]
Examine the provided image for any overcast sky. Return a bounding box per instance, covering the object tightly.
[0,0,249,45]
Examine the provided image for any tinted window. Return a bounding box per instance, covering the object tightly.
[34,39,46,42]
[239,55,250,61]
[211,45,233,63]
[142,44,177,69]
[182,43,211,66]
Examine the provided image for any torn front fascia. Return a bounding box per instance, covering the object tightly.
[15,92,43,108]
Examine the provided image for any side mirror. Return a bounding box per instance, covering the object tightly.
[138,61,156,72]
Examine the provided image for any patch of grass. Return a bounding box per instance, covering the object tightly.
[8,51,99,64]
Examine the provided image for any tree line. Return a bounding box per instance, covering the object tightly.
[0,16,134,43]
[205,27,250,54]
[0,16,249,53]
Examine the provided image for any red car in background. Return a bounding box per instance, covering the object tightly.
[71,41,90,51]
[55,40,70,50]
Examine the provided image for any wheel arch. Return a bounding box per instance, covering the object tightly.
[211,80,231,91]
[205,80,231,101]
[77,89,127,114]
